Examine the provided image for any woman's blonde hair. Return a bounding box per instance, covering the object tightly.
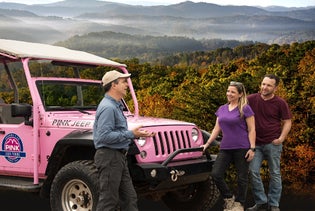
[229,81,248,118]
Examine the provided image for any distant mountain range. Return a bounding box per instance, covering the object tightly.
[0,0,314,45]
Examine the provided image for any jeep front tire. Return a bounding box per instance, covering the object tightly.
[162,176,220,211]
[50,160,99,211]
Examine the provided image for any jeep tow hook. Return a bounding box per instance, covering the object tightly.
[170,169,185,182]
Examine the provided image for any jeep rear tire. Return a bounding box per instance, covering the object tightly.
[50,160,99,211]
[162,176,219,211]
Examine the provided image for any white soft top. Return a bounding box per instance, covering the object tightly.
[0,39,126,67]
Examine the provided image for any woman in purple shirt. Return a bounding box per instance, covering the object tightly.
[202,81,256,211]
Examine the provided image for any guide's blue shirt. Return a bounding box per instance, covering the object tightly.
[93,94,134,150]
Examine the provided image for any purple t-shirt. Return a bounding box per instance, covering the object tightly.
[248,93,292,145]
[216,104,254,150]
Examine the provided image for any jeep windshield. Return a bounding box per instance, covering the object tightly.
[0,59,130,112]
[31,61,130,112]
[36,80,103,112]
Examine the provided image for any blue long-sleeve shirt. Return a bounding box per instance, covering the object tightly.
[93,94,134,150]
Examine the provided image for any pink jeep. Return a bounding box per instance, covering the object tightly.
[0,39,219,210]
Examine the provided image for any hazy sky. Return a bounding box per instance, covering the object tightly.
[1,0,315,7]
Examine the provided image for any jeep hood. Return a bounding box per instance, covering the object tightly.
[126,115,195,128]
[47,112,195,130]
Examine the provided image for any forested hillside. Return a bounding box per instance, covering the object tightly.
[119,41,314,192]
[55,31,255,63]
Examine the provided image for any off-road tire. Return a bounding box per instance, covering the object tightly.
[50,160,99,211]
[162,176,220,211]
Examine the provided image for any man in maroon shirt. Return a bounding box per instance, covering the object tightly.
[246,74,292,211]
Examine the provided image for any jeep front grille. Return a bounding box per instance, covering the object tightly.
[152,130,192,156]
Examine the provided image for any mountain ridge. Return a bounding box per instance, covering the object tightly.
[0,0,314,47]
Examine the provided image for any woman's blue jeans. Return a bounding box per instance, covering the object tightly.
[211,149,249,205]
[249,143,283,207]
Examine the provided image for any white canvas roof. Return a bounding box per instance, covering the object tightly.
[0,39,126,67]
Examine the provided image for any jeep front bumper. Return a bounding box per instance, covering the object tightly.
[131,147,216,191]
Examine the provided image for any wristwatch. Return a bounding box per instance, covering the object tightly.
[250,147,256,152]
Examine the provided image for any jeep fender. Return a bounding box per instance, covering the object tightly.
[40,130,95,198]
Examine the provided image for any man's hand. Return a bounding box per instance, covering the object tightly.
[132,125,155,137]
[272,138,283,145]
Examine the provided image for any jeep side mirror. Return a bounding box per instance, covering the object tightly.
[11,103,33,126]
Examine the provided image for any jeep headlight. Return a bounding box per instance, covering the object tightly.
[192,128,199,142]
[136,137,146,147]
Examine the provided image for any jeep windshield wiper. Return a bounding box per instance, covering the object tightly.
[72,108,92,115]
[45,106,96,114]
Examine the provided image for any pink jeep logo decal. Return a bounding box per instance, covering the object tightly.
[0,133,26,163]
[51,119,93,128]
